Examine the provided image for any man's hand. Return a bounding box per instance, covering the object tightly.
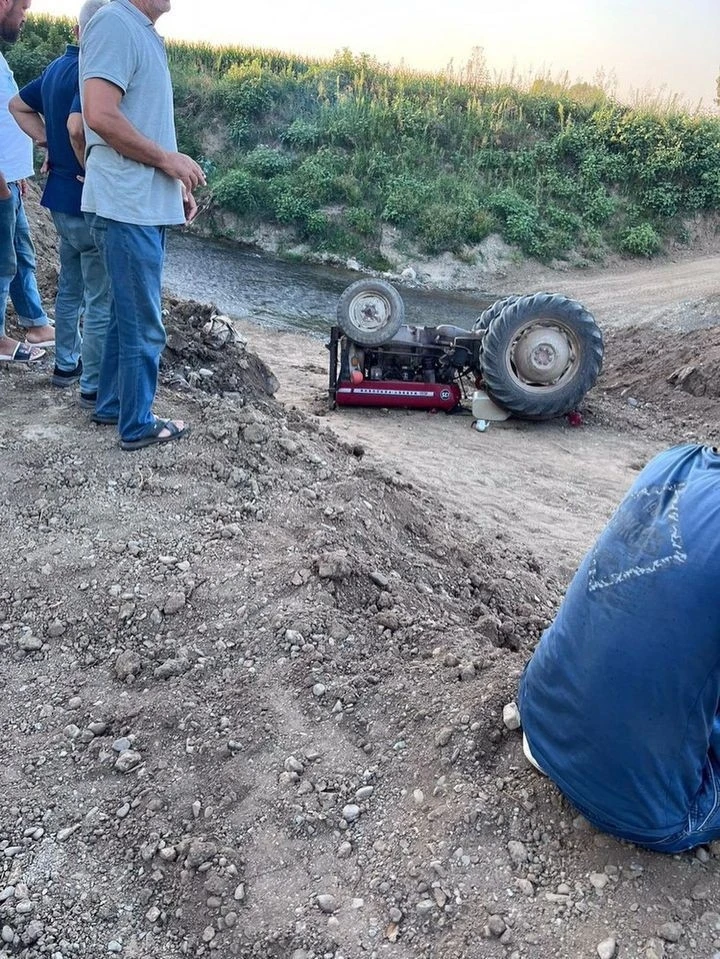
[0,175,10,201]
[19,179,27,198]
[160,152,206,193]
[182,189,198,224]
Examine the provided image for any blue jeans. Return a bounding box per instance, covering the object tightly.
[51,210,111,393]
[0,183,51,338]
[88,215,166,441]
[569,751,720,854]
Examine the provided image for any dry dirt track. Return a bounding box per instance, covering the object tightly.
[519,253,720,331]
[235,246,720,571]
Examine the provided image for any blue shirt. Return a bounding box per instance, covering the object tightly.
[19,45,83,216]
[519,444,720,842]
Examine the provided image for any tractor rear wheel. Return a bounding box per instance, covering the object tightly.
[481,293,603,419]
[472,294,520,333]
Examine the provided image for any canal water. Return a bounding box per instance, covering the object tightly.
[163,232,498,337]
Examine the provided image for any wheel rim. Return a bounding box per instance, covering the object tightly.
[348,291,393,335]
[505,320,580,392]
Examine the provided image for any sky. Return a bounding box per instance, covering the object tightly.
[28,0,720,111]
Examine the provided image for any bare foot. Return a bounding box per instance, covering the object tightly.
[25,326,55,347]
[0,336,45,361]
[158,419,185,439]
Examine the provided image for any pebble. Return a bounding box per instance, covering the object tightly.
[17,634,43,651]
[657,922,683,943]
[114,750,142,773]
[590,872,609,890]
[434,727,453,747]
[416,900,434,915]
[1,926,13,944]
[507,840,528,865]
[284,755,304,774]
[317,894,337,913]
[502,702,521,730]
[355,785,374,800]
[163,592,186,615]
[115,650,141,680]
[108,942,122,954]
[312,683,326,698]
[342,804,361,822]
[337,842,352,859]
[488,915,506,937]
[224,911,237,928]
[112,738,132,753]
[56,825,80,842]
[412,789,424,806]
[597,938,617,959]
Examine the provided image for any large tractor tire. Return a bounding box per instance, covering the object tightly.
[472,294,520,333]
[481,293,603,420]
[337,279,404,347]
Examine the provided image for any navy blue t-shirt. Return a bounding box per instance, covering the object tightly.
[19,45,83,216]
[519,444,720,842]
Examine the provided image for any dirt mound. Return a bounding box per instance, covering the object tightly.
[594,325,720,444]
[0,331,566,958]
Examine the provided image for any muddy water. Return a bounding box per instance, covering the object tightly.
[163,232,497,336]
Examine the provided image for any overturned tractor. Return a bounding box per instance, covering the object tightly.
[328,279,604,420]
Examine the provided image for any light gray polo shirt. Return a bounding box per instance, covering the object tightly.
[80,0,184,226]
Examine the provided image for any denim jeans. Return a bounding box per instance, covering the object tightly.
[567,751,720,854]
[88,215,166,441]
[0,182,51,338]
[51,210,111,393]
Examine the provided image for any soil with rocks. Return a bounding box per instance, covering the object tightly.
[1,187,720,959]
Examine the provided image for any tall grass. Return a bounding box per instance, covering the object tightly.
[8,17,720,264]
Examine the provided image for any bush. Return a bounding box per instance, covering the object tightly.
[620,223,662,257]
[382,175,431,224]
[244,145,293,177]
[213,169,265,215]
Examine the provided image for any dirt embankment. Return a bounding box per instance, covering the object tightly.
[0,187,719,959]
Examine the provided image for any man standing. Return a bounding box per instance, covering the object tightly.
[10,0,110,399]
[0,0,55,365]
[80,0,205,450]
[518,443,720,853]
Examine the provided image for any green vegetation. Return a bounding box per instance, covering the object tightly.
[7,17,720,264]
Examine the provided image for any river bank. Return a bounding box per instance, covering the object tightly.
[0,187,719,959]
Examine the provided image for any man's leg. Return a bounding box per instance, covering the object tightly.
[0,186,16,349]
[9,188,54,345]
[103,220,166,442]
[49,211,83,380]
[87,215,120,421]
[648,752,720,852]
[77,223,111,400]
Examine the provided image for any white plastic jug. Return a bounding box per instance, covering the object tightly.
[471,390,511,421]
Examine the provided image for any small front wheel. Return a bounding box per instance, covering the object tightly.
[337,279,405,347]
